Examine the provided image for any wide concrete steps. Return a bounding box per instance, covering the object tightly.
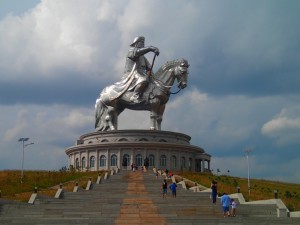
[0,170,300,225]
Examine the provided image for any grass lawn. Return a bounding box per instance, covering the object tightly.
[0,170,103,202]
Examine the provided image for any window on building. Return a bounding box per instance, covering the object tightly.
[136,154,143,166]
[160,155,166,167]
[122,154,130,167]
[90,156,95,168]
[181,156,186,169]
[189,158,192,169]
[149,154,155,167]
[118,138,128,142]
[82,157,86,169]
[100,155,106,167]
[171,156,176,169]
[111,154,117,166]
[75,158,79,169]
[139,138,148,141]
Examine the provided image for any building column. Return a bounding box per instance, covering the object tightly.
[70,153,74,168]
[96,149,99,171]
[79,151,82,170]
[130,149,134,167]
[106,149,109,171]
[117,148,121,169]
[86,150,90,170]
[201,159,205,172]
[143,148,147,160]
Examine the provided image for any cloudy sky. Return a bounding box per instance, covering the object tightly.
[1,0,300,184]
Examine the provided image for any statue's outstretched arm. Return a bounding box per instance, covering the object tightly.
[135,46,159,57]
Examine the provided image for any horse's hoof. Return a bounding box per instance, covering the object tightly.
[150,127,156,130]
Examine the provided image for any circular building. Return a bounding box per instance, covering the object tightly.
[65,130,211,172]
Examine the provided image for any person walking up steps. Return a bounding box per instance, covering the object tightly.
[161,179,168,198]
[169,182,177,198]
[230,198,237,217]
[211,181,217,204]
[221,192,231,217]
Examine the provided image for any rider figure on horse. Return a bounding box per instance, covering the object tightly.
[123,36,160,103]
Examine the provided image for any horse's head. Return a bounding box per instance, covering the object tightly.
[176,59,189,89]
[153,58,189,92]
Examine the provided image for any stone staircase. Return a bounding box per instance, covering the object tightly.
[1,170,300,225]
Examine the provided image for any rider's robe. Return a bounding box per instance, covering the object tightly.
[100,70,136,103]
[101,47,151,103]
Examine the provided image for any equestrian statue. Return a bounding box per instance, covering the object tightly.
[95,36,189,131]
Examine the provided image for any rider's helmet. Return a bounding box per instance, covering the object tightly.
[130,36,145,47]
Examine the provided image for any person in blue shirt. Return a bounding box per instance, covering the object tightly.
[169,182,177,198]
[221,192,231,217]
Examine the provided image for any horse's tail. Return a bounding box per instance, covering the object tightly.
[95,98,109,131]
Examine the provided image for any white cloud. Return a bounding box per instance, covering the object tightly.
[0,0,123,81]
[163,90,269,151]
[3,108,30,141]
[54,109,93,129]
[0,104,93,170]
[1,104,93,144]
[261,108,300,146]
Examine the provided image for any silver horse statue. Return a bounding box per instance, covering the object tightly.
[95,58,189,131]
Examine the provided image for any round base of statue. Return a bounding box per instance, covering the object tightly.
[65,130,211,172]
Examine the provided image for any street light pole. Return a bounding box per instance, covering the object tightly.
[18,138,34,184]
[244,149,252,198]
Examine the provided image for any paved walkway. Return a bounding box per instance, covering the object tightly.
[115,171,166,224]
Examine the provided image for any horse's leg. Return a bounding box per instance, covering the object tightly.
[95,98,112,131]
[112,109,118,130]
[150,98,160,130]
[113,110,118,130]
[95,99,101,130]
[107,106,117,130]
[157,104,166,131]
[150,112,158,130]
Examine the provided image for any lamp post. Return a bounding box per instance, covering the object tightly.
[244,149,252,197]
[18,138,34,184]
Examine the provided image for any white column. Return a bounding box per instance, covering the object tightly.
[86,150,90,170]
[118,148,121,169]
[79,151,82,170]
[131,149,134,166]
[96,149,99,171]
[143,148,147,160]
[106,149,109,171]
